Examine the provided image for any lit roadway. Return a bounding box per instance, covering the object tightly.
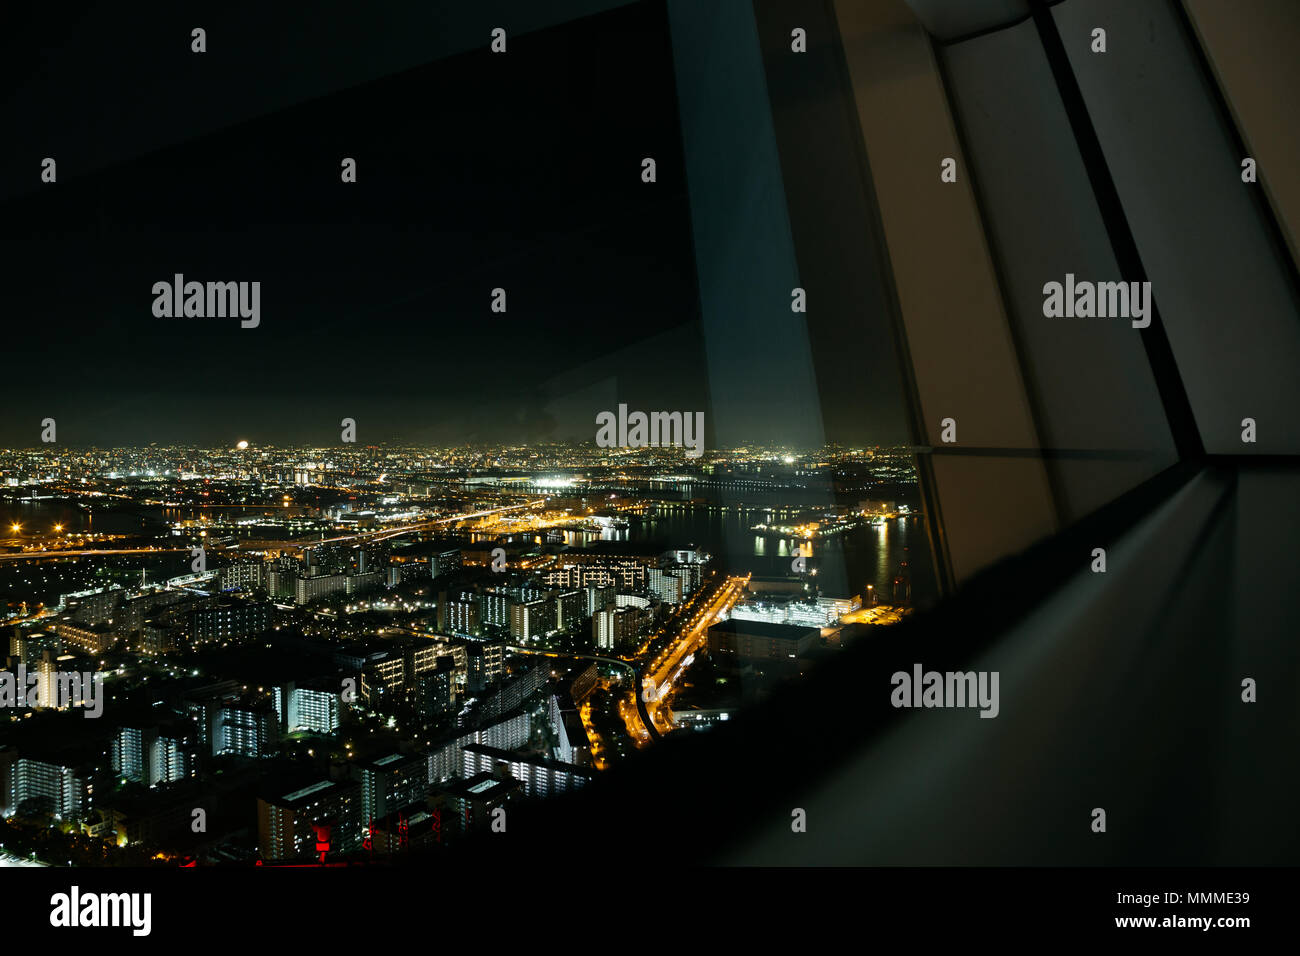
[505,645,661,744]
[0,500,548,561]
[640,575,748,733]
[238,498,548,551]
[0,547,192,562]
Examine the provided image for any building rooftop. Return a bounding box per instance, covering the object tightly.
[707,618,820,641]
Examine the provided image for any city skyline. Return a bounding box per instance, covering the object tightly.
[1,422,924,867]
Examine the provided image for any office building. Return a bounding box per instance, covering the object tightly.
[647,567,684,604]
[112,726,193,787]
[585,583,616,616]
[295,574,347,606]
[55,621,115,655]
[593,605,645,653]
[706,619,820,662]
[479,587,515,628]
[5,756,90,821]
[219,703,279,758]
[509,598,549,643]
[257,779,362,863]
[354,754,429,829]
[346,570,385,596]
[429,772,520,840]
[554,589,584,630]
[465,640,505,693]
[425,708,531,784]
[360,641,465,715]
[219,562,265,591]
[441,597,481,638]
[60,587,122,626]
[190,601,272,645]
[430,550,463,579]
[413,657,457,718]
[461,744,594,799]
[273,682,341,735]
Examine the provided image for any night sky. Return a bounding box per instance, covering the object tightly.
[0,0,909,449]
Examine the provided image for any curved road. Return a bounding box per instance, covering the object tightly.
[507,574,746,744]
[506,646,661,742]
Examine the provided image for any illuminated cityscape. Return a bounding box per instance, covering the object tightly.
[4,0,1296,934]
[0,441,924,863]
